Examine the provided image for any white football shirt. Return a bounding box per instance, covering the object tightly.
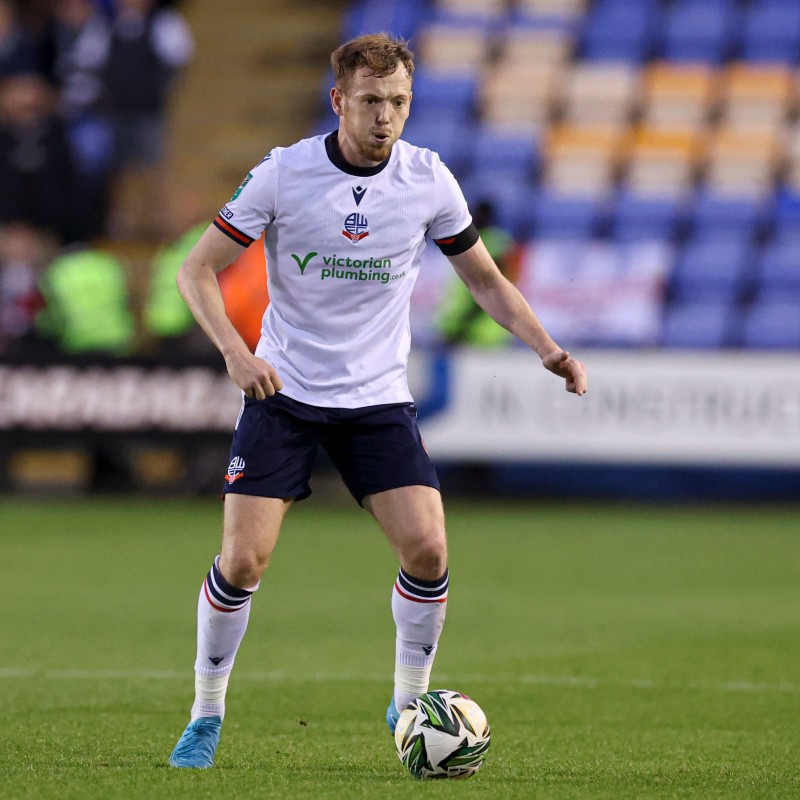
[214,132,472,408]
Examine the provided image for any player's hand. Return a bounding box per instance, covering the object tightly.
[542,350,587,396]
[225,350,283,399]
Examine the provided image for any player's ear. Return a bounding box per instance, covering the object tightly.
[330,86,344,117]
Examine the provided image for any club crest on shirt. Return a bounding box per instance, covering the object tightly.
[341,212,369,243]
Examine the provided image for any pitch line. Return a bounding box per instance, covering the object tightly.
[0,668,796,694]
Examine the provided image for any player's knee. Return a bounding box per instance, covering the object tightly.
[219,550,269,588]
[402,531,447,581]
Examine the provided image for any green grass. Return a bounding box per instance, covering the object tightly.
[2,497,799,798]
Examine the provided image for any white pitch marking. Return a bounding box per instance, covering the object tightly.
[0,668,797,694]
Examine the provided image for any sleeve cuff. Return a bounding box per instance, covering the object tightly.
[434,223,479,256]
[213,215,255,246]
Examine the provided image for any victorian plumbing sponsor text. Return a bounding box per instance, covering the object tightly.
[292,252,405,284]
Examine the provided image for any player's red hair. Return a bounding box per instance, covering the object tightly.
[331,33,414,94]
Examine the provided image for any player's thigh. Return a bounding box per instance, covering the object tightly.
[364,485,447,579]
[219,494,292,587]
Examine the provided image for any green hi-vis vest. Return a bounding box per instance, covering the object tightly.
[37,249,134,354]
[144,223,205,337]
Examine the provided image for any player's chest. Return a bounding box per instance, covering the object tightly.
[275,177,430,251]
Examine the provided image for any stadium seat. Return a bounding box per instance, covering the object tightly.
[480,61,559,133]
[342,0,427,41]
[661,0,740,64]
[416,23,491,77]
[542,124,623,197]
[718,64,793,132]
[460,175,536,236]
[410,72,478,122]
[690,193,771,238]
[624,126,703,198]
[640,62,719,130]
[755,240,800,296]
[741,0,800,63]
[670,237,754,302]
[501,22,574,67]
[612,193,684,242]
[531,191,607,239]
[741,299,800,348]
[401,117,476,174]
[581,0,659,62]
[560,62,639,127]
[514,0,587,24]
[471,128,538,177]
[432,0,507,24]
[704,126,784,198]
[661,300,736,348]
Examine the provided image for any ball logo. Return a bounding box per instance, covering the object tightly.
[225,456,245,484]
[342,213,370,243]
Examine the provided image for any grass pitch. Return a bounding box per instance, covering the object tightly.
[2,496,799,799]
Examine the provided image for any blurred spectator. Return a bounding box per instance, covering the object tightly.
[437,201,518,347]
[0,73,88,242]
[0,221,56,355]
[96,0,194,240]
[0,0,39,78]
[40,0,114,236]
[36,245,135,354]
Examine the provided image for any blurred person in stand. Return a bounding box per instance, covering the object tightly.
[0,72,88,242]
[0,221,57,356]
[0,0,39,78]
[39,0,114,238]
[437,200,518,347]
[95,0,194,240]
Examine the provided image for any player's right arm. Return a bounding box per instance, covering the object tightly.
[176,224,283,399]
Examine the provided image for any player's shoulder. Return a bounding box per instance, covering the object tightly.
[259,134,327,170]
[393,138,444,173]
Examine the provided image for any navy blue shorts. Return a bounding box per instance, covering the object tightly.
[222,393,439,505]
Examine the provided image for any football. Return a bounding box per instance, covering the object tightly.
[393,689,491,779]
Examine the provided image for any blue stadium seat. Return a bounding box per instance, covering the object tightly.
[661,300,735,348]
[342,0,428,41]
[691,194,769,239]
[670,237,754,302]
[581,0,659,62]
[772,191,800,239]
[741,299,800,348]
[661,0,739,63]
[471,129,537,178]
[755,240,800,296]
[531,192,606,240]
[401,117,475,175]
[461,175,535,237]
[741,0,800,63]
[613,194,684,242]
[408,72,477,122]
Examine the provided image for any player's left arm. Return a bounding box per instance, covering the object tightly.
[447,238,587,395]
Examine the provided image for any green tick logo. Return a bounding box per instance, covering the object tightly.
[291,251,317,274]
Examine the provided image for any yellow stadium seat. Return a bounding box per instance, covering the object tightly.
[641,62,719,131]
[416,23,490,76]
[560,62,640,126]
[719,64,794,131]
[542,124,624,196]
[624,126,705,197]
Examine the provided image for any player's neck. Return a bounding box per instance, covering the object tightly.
[325,131,391,177]
[334,129,387,169]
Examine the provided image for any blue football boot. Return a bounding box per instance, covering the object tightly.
[386,697,400,734]
[169,716,222,768]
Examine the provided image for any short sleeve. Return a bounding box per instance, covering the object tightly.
[213,151,279,246]
[426,154,472,242]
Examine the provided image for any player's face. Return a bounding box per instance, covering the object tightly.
[332,66,412,167]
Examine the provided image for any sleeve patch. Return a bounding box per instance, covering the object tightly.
[435,223,479,256]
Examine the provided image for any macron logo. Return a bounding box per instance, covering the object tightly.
[209,656,224,665]
[352,185,367,206]
[422,645,434,655]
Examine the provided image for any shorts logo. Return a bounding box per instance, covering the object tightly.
[225,456,245,484]
[342,213,369,243]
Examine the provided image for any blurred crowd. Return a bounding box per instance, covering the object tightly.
[0,0,200,359]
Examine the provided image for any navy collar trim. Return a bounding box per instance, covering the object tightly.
[325,131,390,177]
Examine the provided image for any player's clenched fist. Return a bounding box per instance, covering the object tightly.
[542,350,588,396]
[225,350,283,400]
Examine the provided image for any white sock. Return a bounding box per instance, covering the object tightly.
[392,567,448,711]
[191,556,258,721]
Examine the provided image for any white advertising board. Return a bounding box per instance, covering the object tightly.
[419,350,800,467]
